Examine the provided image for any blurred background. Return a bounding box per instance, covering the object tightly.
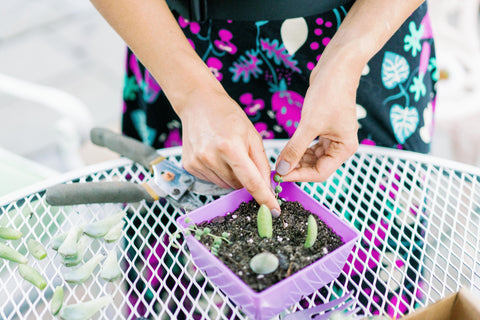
[0,0,479,196]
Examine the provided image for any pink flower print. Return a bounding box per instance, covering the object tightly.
[178,16,200,34]
[420,12,434,40]
[129,54,161,103]
[206,57,223,81]
[271,90,303,136]
[343,219,388,277]
[379,252,407,294]
[387,294,410,318]
[164,128,182,148]
[255,122,274,139]
[178,15,188,28]
[343,242,382,278]
[143,240,167,287]
[363,288,382,315]
[361,138,376,146]
[418,41,431,76]
[239,93,265,116]
[187,38,195,50]
[214,29,237,54]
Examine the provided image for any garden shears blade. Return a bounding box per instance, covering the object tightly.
[45,127,232,211]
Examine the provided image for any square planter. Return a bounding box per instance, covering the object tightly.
[176,181,360,320]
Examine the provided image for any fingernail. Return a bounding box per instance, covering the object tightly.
[276,160,290,176]
[271,208,281,218]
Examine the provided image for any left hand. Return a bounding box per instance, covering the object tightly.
[275,56,361,182]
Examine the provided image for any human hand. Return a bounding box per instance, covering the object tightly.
[275,60,360,182]
[179,88,281,216]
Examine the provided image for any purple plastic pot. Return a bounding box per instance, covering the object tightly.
[176,181,360,320]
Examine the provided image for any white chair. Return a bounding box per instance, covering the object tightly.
[0,73,94,171]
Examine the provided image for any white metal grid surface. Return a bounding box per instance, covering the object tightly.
[1,142,479,319]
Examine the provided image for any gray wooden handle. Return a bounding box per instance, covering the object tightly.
[90,127,159,168]
[45,182,155,206]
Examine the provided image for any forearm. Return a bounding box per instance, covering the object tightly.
[90,0,223,115]
[315,0,425,78]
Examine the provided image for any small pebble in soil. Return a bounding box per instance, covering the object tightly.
[249,252,279,275]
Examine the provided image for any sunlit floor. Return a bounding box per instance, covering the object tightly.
[0,0,124,173]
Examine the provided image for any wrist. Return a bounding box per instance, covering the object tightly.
[173,81,230,121]
[151,55,226,118]
[310,42,365,91]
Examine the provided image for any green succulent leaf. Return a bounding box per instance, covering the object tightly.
[304,215,318,249]
[257,204,273,238]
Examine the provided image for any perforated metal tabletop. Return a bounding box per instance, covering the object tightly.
[1,141,479,319]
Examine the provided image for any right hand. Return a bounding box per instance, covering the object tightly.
[275,56,360,183]
[178,88,281,217]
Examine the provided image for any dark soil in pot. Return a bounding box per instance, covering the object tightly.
[197,200,344,292]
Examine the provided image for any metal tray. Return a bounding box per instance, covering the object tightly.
[1,141,479,319]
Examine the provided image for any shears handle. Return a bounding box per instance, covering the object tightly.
[90,127,162,169]
[45,181,201,211]
[45,182,155,205]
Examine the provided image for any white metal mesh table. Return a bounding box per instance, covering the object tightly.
[1,142,479,319]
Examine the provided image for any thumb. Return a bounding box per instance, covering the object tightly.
[275,126,315,176]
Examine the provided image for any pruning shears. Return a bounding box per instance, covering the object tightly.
[45,127,232,211]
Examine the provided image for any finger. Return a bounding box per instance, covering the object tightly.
[313,139,357,180]
[275,125,317,177]
[208,168,242,189]
[189,166,234,190]
[199,155,244,189]
[281,166,323,182]
[184,149,243,189]
[298,152,317,167]
[284,141,356,182]
[249,136,273,191]
[228,153,280,217]
[312,138,332,157]
[282,155,339,182]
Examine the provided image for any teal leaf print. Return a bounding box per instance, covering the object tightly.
[381,52,410,89]
[390,104,419,144]
[123,75,139,101]
[409,74,426,102]
[268,78,288,93]
[260,38,301,73]
[428,57,439,82]
[131,109,157,146]
[403,21,424,57]
[229,50,263,83]
[255,21,269,27]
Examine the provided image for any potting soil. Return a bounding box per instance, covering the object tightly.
[197,200,344,292]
